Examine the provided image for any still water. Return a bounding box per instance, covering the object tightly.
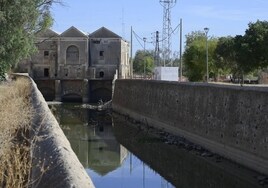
[50,103,265,188]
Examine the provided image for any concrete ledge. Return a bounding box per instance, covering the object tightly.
[14,74,95,188]
[112,79,268,176]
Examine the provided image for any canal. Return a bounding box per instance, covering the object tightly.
[49,103,266,188]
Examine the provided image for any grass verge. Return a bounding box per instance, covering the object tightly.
[0,77,33,187]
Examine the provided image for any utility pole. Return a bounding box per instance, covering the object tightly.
[179,18,183,82]
[154,31,160,67]
[143,37,147,78]
[130,26,133,78]
[204,27,209,82]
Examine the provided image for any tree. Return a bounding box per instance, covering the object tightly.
[232,35,251,77]
[183,31,218,81]
[133,50,154,75]
[214,21,268,79]
[0,0,59,79]
[185,31,206,47]
[214,36,234,72]
[214,35,251,80]
[243,20,268,71]
[184,20,268,82]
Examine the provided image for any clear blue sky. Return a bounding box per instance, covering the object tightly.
[51,0,268,54]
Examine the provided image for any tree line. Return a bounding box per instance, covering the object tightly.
[133,20,268,82]
[184,20,268,82]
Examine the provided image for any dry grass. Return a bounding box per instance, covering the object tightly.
[0,78,33,187]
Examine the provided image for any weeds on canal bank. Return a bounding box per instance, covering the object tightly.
[0,78,33,187]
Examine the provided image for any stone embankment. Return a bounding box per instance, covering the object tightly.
[15,74,95,188]
[112,79,268,176]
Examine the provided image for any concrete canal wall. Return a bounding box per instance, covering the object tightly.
[112,79,268,175]
[113,119,261,188]
[16,75,95,188]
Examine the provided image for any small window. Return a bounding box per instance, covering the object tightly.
[64,69,68,77]
[44,51,49,57]
[92,39,100,44]
[99,51,104,57]
[99,126,104,132]
[44,68,49,77]
[99,71,104,78]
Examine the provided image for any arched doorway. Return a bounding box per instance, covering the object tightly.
[62,93,82,103]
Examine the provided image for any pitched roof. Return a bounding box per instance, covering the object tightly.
[89,27,121,38]
[60,26,88,37]
[36,28,59,38]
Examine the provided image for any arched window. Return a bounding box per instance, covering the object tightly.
[99,71,104,78]
[66,45,79,64]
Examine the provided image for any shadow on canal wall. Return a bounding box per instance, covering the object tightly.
[15,74,95,188]
[113,116,263,188]
[112,79,268,175]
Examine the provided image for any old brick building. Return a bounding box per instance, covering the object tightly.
[20,26,130,102]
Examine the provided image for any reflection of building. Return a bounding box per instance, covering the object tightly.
[58,106,128,176]
[19,26,130,102]
[82,123,128,175]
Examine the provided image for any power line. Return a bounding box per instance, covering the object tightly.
[157,23,180,44]
[132,30,154,50]
[131,22,180,53]
[132,30,144,49]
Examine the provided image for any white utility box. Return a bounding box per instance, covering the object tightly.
[154,67,179,81]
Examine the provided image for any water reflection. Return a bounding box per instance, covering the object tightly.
[51,104,264,188]
[53,105,126,175]
[51,104,173,188]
